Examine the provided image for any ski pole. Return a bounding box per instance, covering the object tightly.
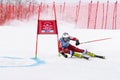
[80,37,112,44]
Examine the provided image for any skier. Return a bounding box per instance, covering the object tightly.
[58,32,105,60]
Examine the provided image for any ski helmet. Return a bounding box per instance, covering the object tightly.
[62,32,70,41]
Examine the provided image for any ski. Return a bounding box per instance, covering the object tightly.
[82,56,89,60]
[94,55,105,59]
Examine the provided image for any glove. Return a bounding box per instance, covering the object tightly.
[61,52,68,58]
[75,40,80,46]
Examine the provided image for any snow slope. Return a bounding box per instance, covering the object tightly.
[0,15,120,80]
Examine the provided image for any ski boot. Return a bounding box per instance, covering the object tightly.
[72,52,89,60]
[86,52,95,57]
[86,52,105,59]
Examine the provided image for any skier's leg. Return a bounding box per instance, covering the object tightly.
[86,50,105,59]
[68,44,97,58]
[69,50,89,60]
[67,45,89,59]
[67,45,83,58]
[86,51,95,57]
[68,45,105,59]
[73,52,89,60]
[69,51,82,58]
[68,44,84,53]
[81,49,96,57]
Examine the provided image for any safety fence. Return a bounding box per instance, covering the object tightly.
[39,1,120,29]
[0,3,37,25]
[0,1,120,29]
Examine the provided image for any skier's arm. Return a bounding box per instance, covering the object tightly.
[70,36,80,46]
[69,36,78,41]
[58,40,65,52]
[58,41,68,58]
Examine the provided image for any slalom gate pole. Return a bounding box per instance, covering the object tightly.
[53,2,61,57]
[80,37,112,44]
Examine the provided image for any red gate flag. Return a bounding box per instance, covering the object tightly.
[37,20,58,34]
[35,2,59,58]
[35,19,58,58]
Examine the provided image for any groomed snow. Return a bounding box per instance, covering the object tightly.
[0,15,120,80]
